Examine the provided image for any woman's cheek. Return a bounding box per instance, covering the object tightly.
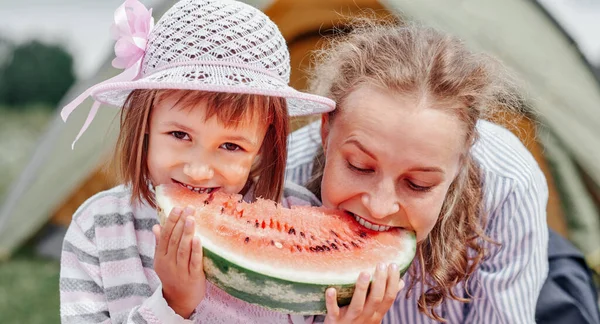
[412,192,447,241]
[321,159,354,208]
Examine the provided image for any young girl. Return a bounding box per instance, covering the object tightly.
[58,0,394,323]
[287,21,549,323]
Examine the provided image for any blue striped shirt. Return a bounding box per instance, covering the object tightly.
[286,120,549,323]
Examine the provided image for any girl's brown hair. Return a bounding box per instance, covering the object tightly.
[307,20,521,321]
[114,89,289,208]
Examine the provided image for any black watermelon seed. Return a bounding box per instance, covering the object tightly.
[255,221,259,228]
[322,245,331,251]
[342,243,349,249]
[220,207,224,214]
[296,245,302,252]
[330,230,339,238]
[288,228,296,235]
[309,247,316,252]
[300,232,306,238]
[359,231,367,238]
[244,237,250,243]
[316,246,324,252]
[351,241,359,248]
[331,243,338,250]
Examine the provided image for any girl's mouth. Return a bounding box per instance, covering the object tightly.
[346,211,391,232]
[173,179,218,194]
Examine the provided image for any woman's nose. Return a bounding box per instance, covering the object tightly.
[361,182,400,219]
[183,162,214,181]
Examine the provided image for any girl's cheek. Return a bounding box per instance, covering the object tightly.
[218,154,256,180]
[221,163,251,178]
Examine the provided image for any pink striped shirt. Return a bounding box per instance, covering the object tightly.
[60,182,320,324]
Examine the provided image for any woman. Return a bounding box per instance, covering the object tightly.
[287,21,549,323]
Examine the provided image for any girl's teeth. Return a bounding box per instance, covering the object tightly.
[353,214,390,232]
[183,184,214,194]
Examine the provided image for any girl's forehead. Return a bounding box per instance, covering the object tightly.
[155,91,268,128]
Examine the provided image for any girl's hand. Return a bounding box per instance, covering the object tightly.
[152,206,205,319]
[324,263,403,324]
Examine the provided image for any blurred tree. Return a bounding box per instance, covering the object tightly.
[0,39,76,109]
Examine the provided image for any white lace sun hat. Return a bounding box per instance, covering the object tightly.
[61,0,335,148]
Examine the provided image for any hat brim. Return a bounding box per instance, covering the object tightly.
[91,63,335,116]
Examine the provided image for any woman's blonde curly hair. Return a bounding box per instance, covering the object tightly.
[306,19,522,321]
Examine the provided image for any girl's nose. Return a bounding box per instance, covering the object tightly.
[183,163,214,181]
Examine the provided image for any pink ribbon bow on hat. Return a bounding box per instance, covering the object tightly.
[60,0,154,149]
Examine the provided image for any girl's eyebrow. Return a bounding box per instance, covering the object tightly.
[161,121,258,147]
[223,135,258,147]
[161,121,195,134]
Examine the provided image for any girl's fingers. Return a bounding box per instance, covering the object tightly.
[152,224,161,246]
[167,207,191,257]
[158,207,182,255]
[382,263,401,308]
[364,263,388,313]
[325,288,340,321]
[346,271,370,318]
[189,236,204,280]
[176,216,195,268]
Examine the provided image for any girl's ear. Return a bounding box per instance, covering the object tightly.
[320,114,330,152]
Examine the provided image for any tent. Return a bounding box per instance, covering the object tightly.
[1,0,599,273]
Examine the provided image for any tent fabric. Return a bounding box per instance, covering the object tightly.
[0,0,599,263]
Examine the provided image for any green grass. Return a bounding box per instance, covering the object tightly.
[0,244,60,324]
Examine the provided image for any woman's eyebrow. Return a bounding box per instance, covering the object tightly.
[344,138,376,160]
[408,166,445,174]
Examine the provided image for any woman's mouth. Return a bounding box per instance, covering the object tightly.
[346,211,391,232]
[173,179,218,194]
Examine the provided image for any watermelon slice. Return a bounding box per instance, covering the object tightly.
[155,184,416,314]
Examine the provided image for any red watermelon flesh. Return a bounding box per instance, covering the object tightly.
[154,183,416,313]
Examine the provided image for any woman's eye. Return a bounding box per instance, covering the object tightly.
[170,131,190,140]
[346,161,373,174]
[407,180,433,192]
[220,142,242,151]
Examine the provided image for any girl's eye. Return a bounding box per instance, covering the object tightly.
[346,161,374,174]
[407,180,433,192]
[220,142,242,151]
[170,131,190,140]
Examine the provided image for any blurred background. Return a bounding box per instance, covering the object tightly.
[0,0,599,323]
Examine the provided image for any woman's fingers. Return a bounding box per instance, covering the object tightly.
[345,271,370,318]
[382,263,401,308]
[363,263,388,313]
[325,288,340,321]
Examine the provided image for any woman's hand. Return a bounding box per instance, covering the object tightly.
[324,263,403,324]
[152,206,205,319]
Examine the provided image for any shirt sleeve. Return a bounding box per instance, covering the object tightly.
[463,177,549,324]
[59,210,193,324]
[285,121,322,186]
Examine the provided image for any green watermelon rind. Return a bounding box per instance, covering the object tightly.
[202,242,414,314]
